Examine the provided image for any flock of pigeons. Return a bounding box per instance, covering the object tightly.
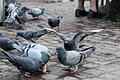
[4,2,62,30]
[0,2,103,78]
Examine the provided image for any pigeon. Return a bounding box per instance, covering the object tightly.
[16,29,47,42]
[16,27,57,42]
[2,50,44,78]
[12,42,51,73]
[27,8,45,19]
[50,29,103,51]
[12,42,50,57]
[0,33,15,51]
[49,31,89,51]
[47,16,63,30]
[56,47,95,73]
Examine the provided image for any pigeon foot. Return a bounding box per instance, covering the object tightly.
[39,64,47,73]
[23,72,31,78]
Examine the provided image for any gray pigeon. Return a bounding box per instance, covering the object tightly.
[0,33,15,51]
[56,47,95,73]
[12,42,50,59]
[2,50,43,77]
[47,16,63,29]
[12,42,51,73]
[16,29,47,43]
[27,8,45,19]
[50,31,90,51]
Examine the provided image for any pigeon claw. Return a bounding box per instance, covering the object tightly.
[23,72,31,78]
[69,69,77,74]
[33,17,39,20]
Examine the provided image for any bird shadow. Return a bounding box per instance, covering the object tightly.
[56,71,80,79]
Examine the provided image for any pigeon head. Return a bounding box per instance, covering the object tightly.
[14,2,22,7]
[16,32,23,37]
[56,47,67,65]
[57,16,63,19]
[56,47,66,54]
[64,40,76,51]
[64,39,75,45]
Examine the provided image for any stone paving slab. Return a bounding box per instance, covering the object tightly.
[0,1,120,80]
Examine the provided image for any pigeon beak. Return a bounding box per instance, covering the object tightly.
[57,16,63,19]
[44,27,56,32]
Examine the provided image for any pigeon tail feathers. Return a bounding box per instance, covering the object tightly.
[80,47,95,60]
[2,50,16,63]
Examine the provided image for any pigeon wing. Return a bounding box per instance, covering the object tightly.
[73,31,89,43]
[2,50,39,72]
[79,47,95,60]
[65,51,81,65]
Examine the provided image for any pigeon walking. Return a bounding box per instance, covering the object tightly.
[2,50,44,77]
[0,33,15,51]
[27,8,45,19]
[47,16,63,30]
[56,47,95,73]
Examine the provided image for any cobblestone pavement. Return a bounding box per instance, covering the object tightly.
[0,1,120,80]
